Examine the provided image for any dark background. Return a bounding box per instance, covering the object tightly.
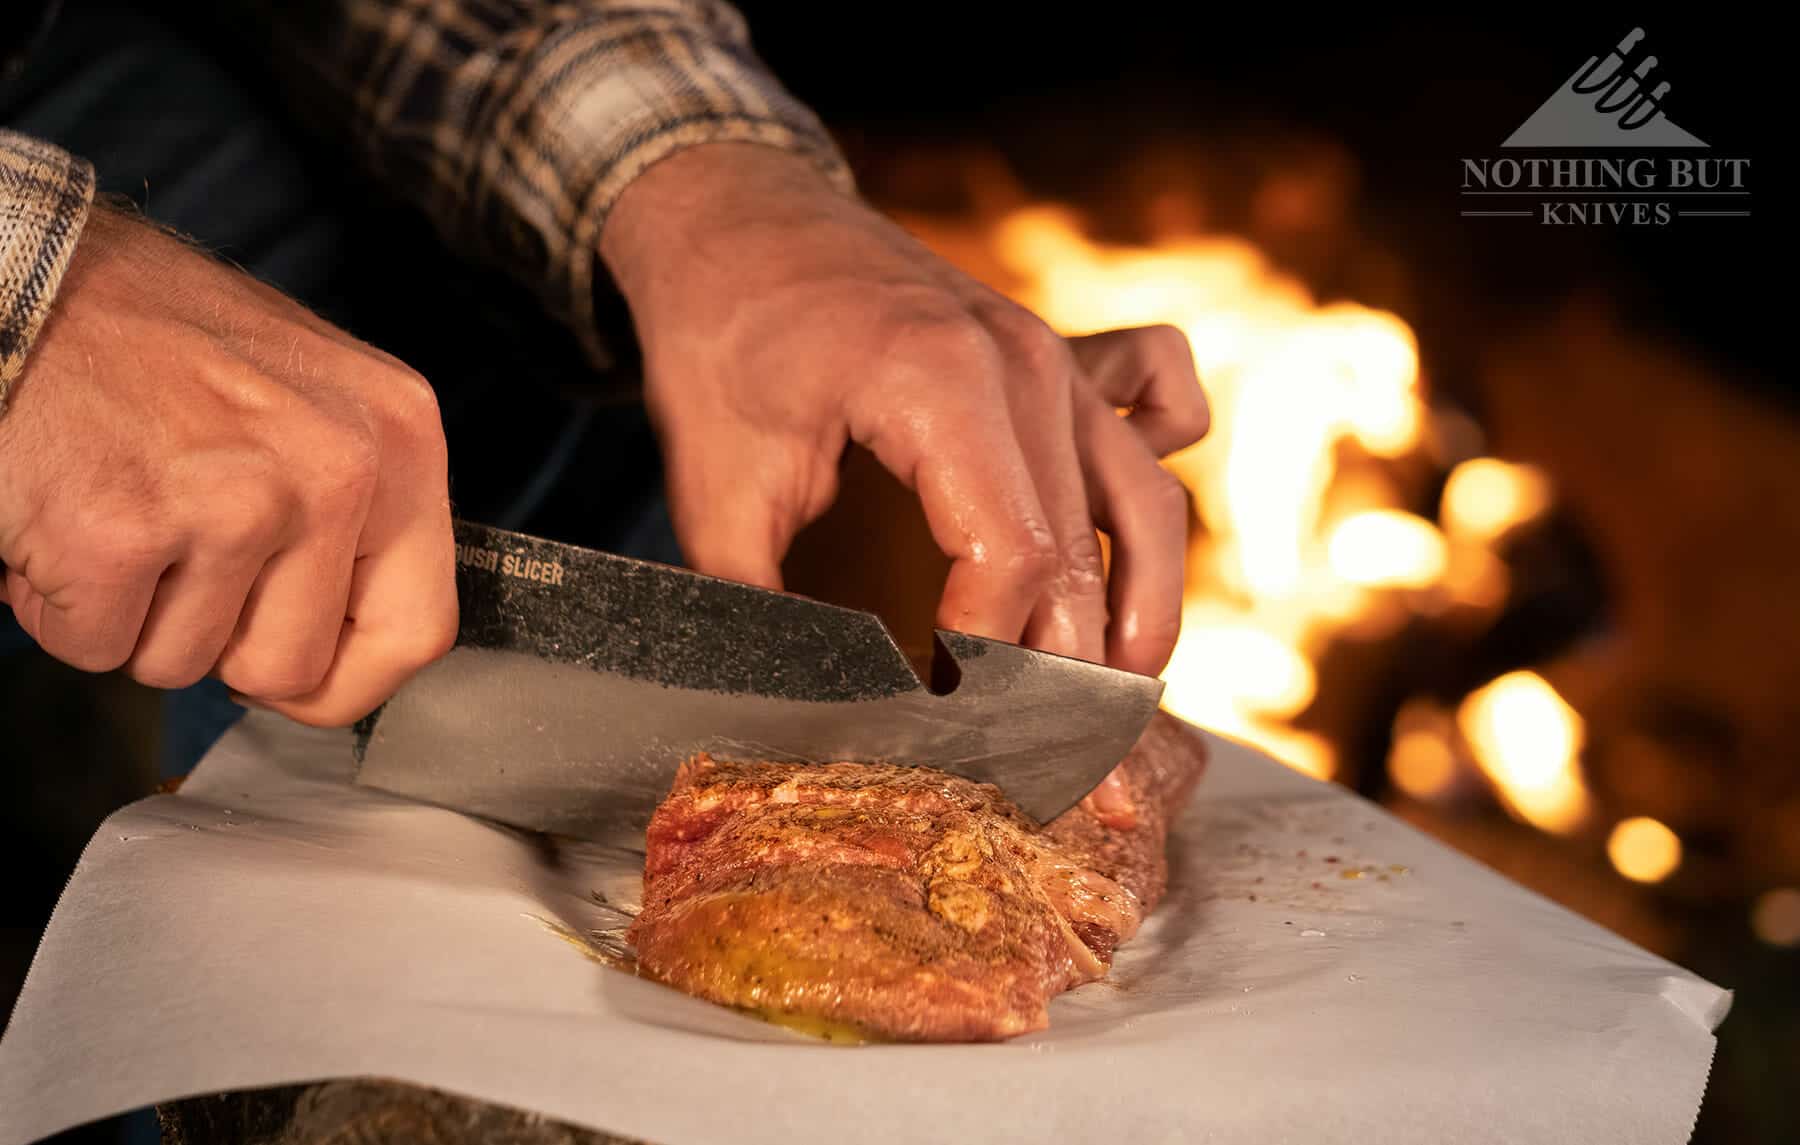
[5,9,1792,1145]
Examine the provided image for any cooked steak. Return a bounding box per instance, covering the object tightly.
[626,712,1208,1041]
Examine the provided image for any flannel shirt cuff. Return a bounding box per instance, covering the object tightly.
[0,129,94,412]
[493,9,855,370]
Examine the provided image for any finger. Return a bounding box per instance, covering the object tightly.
[214,525,360,701]
[1076,389,1191,676]
[674,500,785,590]
[14,547,166,673]
[853,373,1056,644]
[213,447,379,701]
[3,573,47,651]
[262,472,456,728]
[1066,325,1210,456]
[125,552,265,689]
[663,435,840,592]
[1080,769,1138,831]
[1001,332,1108,664]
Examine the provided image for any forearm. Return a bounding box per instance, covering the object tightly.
[231,0,853,370]
[0,129,94,412]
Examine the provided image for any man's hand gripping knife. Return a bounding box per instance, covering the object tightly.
[0,188,457,726]
[600,143,1211,819]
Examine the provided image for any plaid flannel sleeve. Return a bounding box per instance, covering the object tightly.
[247,0,855,370]
[0,129,94,413]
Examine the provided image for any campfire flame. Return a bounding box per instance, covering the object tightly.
[1458,670,1589,834]
[1328,509,1448,589]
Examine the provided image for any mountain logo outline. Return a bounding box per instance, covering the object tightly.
[1503,28,1707,147]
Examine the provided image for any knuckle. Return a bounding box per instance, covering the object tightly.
[1165,385,1211,444]
[209,483,291,554]
[1127,609,1185,668]
[1147,323,1194,365]
[1179,419,1210,452]
[275,691,377,729]
[996,520,1060,584]
[58,635,133,674]
[798,442,845,523]
[979,304,1069,385]
[314,425,382,508]
[888,308,1005,381]
[1009,320,1073,383]
[1060,529,1107,589]
[1048,532,1108,608]
[396,604,458,670]
[378,364,444,432]
[63,484,152,546]
[1142,466,1193,520]
[129,655,209,691]
[1173,398,1211,445]
[222,650,330,702]
[33,599,138,674]
[78,516,172,580]
[377,372,450,475]
[1143,606,1185,647]
[1140,326,1209,442]
[979,298,1043,341]
[424,614,457,662]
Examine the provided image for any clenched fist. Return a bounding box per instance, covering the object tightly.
[602,144,1209,676]
[0,206,456,725]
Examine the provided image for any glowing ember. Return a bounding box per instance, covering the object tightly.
[1388,699,1459,799]
[1441,544,1511,611]
[1388,728,1458,799]
[1457,671,1590,834]
[1606,816,1683,884]
[1751,889,1800,948]
[1441,458,1553,546]
[1328,509,1449,588]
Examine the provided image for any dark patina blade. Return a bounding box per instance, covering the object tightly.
[354,521,1163,838]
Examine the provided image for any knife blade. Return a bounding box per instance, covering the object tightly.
[354,520,1162,839]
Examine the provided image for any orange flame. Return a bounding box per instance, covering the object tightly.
[1458,671,1590,833]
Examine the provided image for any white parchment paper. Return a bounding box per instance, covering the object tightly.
[1,712,1728,1144]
